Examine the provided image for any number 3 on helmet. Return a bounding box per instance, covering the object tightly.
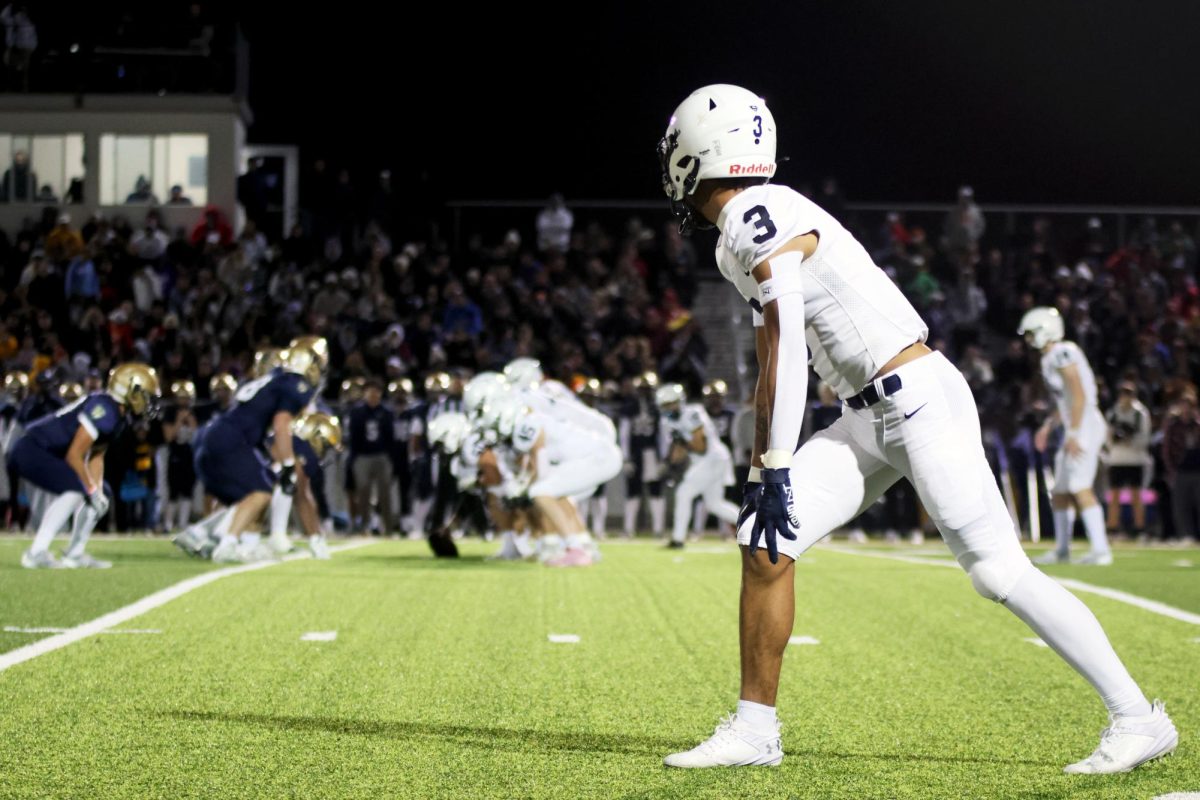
[658,84,778,233]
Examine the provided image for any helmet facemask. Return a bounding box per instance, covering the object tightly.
[657,130,711,236]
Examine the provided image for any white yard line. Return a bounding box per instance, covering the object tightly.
[4,626,161,635]
[822,545,1200,626]
[300,631,337,642]
[0,540,376,673]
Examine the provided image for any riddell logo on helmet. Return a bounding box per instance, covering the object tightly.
[729,164,772,175]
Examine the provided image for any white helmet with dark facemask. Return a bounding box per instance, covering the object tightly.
[658,84,777,234]
[1017,307,1065,350]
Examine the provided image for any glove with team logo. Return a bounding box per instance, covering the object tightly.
[277,460,297,496]
[750,468,799,564]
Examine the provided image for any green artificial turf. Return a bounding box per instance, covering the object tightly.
[0,539,1196,799]
[0,537,218,654]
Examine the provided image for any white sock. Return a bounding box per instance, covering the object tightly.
[64,504,100,559]
[737,699,778,732]
[1051,505,1076,556]
[309,533,325,546]
[270,487,293,537]
[590,497,607,537]
[513,531,532,557]
[649,497,666,535]
[672,495,691,544]
[693,499,706,535]
[176,498,192,530]
[1004,566,1151,717]
[242,532,260,547]
[31,492,84,554]
[1079,504,1110,555]
[623,498,638,537]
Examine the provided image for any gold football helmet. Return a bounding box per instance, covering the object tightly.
[107,362,161,416]
[293,411,343,458]
[171,380,197,402]
[209,372,238,396]
[58,382,84,402]
[282,345,324,385]
[252,348,285,378]
[288,336,330,371]
[4,371,29,400]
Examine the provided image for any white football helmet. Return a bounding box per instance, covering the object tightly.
[502,358,543,391]
[479,393,526,439]
[463,371,507,418]
[427,412,470,455]
[658,84,777,233]
[1017,307,1065,350]
[655,383,686,409]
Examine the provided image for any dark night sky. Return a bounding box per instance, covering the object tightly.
[243,2,1200,205]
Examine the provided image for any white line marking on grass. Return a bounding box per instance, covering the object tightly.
[300,631,337,642]
[4,626,161,635]
[824,546,1200,626]
[1153,793,1200,799]
[1173,559,1194,568]
[789,635,820,646]
[1023,637,1049,648]
[0,540,376,673]
[547,634,580,644]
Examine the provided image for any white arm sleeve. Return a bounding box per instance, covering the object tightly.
[760,251,807,462]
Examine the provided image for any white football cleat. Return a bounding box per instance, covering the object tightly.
[60,552,112,569]
[20,549,63,569]
[211,538,244,563]
[1073,550,1113,566]
[1033,550,1069,565]
[268,531,294,556]
[663,714,783,768]
[846,528,868,544]
[1064,700,1178,774]
[309,534,331,560]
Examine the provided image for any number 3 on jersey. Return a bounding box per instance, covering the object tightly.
[744,205,777,245]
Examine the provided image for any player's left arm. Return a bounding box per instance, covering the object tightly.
[752,234,817,470]
[1058,363,1086,457]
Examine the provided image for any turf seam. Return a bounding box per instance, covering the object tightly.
[0,539,377,673]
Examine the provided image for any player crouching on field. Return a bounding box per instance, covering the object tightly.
[656,383,740,549]
[192,341,325,563]
[11,363,160,568]
[263,411,340,560]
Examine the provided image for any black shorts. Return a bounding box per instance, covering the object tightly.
[1108,465,1144,488]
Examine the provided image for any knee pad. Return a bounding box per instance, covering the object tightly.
[966,552,1032,602]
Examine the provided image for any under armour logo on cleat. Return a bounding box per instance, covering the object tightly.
[903,404,928,420]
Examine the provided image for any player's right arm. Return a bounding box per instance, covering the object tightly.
[1057,363,1087,457]
[65,425,99,496]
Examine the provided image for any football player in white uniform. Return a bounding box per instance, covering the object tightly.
[656,383,740,548]
[1020,307,1112,565]
[656,84,1174,774]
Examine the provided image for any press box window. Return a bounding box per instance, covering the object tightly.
[0,133,86,204]
[99,134,208,206]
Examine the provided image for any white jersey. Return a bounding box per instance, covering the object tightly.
[1040,341,1099,423]
[518,385,615,441]
[663,403,731,464]
[715,185,928,399]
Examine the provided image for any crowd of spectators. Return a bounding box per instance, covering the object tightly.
[0,159,1196,540]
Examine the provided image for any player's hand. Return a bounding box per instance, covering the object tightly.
[1064,437,1083,457]
[278,461,297,496]
[750,468,799,564]
[1033,426,1050,453]
[85,487,109,518]
[736,481,762,532]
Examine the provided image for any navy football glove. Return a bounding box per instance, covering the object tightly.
[277,461,297,496]
[749,468,799,564]
[736,481,762,532]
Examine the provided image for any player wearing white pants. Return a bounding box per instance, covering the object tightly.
[656,384,739,547]
[656,84,1174,775]
[1021,308,1111,566]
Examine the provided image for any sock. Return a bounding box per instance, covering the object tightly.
[270,486,293,537]
[649,497,666,535]
[623,499,638,537]
[1051,505,1076,556]
[672,494,690,544]
[513,531,532,557]
[590,497,607,537]
[241,532,260,547]
[737,699,778,732]
[693,499,706,535]
[309,533,325,547]
[176,498,192,530]
[64,504,100,559]
[1079,504,1111,555]
[31,492,84,554]
[1004,566,1151,717]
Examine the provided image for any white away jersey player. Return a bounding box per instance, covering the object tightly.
[512,411,621,500]
[664,404,732,466]
[715,185,928,399]
[1040,341,1106,493]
